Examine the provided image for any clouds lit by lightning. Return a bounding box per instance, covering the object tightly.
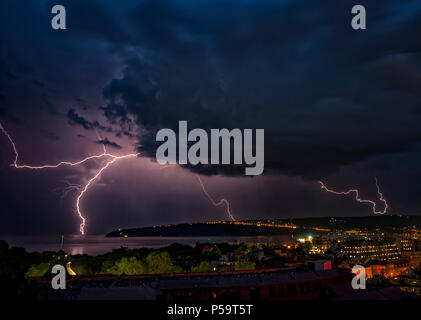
[2,120,390,234]
[319,177,388,214]
[196,174,236,221]
[1,122,114,169]
[75,153,137,234]
[2,120,236,234]
[56,180,81,201]
[0,121,138,235]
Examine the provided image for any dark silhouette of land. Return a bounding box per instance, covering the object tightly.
[106,215,421,237]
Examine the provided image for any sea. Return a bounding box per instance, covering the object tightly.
[0,234,294,256]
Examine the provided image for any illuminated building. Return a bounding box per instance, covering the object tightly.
[340,240,400,262]
[403,251,421,270]
[308,260,332,272]
[399,238,415,252]
[310,239,332,255]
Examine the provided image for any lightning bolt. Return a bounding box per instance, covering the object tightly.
[196,174,235,221]
[56,180,81,201]
[0,121,138,235]
[319,177,388,215]
[76,153,137,234]
[1,122,114,169]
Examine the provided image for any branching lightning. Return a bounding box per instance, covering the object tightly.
[319,177,388,214]
[1,121,235,233]
[196,174,235,221]
[56,180,81,200]
[75,153,137,234]
[1,122,113,169]
[0,121,138,235]
[5,121,387,232]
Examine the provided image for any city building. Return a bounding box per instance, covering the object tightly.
[340,240,401,262]
[308,260,332,272]
[310,239,332,255]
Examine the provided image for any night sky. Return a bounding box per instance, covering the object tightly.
[1,0,421,235]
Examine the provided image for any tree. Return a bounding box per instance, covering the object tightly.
[100,258,115,274]
[106,257,146,276]
[262,255,285,268]
[235,261,256,271]
[367,275,391,287]
[25,262,50,278]
[145,251,182,274]
[296,242,312,255]
[69,255,96,275]
[191,261,213,273]
[0,240,8,252]
[234,244,249,255]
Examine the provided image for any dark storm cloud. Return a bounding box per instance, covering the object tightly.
[98,0,421,178]
[5,72,17,80]
[76,98,89,110]
[99,104,133,128]
[67,108,111,131]
[1,0,421,236]
[32,79,45,88]
[115,130,135,139]
[372,53,421,94]
[96,138,122,149]
[67,108,93,130]
[2,0,419,180]
[0,107,25,126]
[42,96,58,116]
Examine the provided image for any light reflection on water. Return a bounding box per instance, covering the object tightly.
[0,234,293,256]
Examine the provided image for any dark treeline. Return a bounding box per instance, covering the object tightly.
[0,239,314,299]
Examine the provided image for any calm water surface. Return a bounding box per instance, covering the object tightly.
[0,234,294,256]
